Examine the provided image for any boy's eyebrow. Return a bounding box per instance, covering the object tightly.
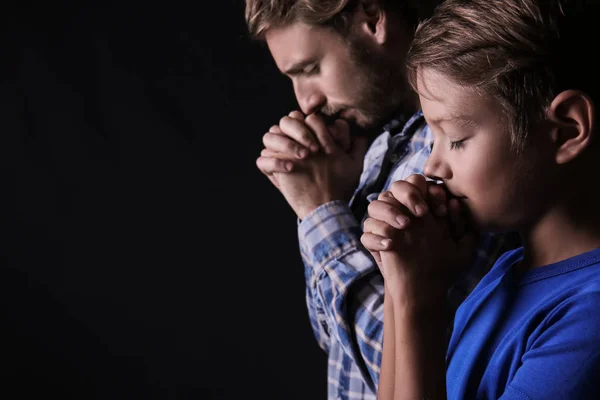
[282,60,314,76]
[428,114,478,127]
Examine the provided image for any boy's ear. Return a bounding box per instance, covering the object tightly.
[548,90,595,164]
[352,1,388,44]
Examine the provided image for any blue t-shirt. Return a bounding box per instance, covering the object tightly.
[447,247,600,399]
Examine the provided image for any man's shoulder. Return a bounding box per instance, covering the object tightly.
[367,110,429,153]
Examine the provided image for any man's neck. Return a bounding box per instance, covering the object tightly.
[350,101,421,149]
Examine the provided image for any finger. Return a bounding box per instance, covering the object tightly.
[263,131,310,159]
[361,231,392,252]
[269,125,282,134]
[367,200,411,230]
[279,116,320,153]
[261,148,299,160]
[378,190,401,203]
[288,110,305,121]
[405,174,429,198]
[328,119,351,152]
[388,180,429,217]
[363,217,399,239]
[359,235,384,269]
[427,183,448,217]
[377,190,407,209]
[256,156,293,174]
[305,113,338,154]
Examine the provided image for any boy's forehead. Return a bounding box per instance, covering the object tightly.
[417,69,491,124]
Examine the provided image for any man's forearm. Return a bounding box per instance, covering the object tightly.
[299,201,386,388]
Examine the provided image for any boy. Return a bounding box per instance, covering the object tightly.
[361,0,600,398]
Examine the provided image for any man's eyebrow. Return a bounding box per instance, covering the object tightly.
[282,60,314,76]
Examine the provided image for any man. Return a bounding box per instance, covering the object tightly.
[244,1,516,399]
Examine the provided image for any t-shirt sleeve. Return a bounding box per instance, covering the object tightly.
[500,292,600,400]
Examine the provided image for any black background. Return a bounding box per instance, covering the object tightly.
[1,1,327,398]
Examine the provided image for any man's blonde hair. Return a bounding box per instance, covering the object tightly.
[244,0,438,39]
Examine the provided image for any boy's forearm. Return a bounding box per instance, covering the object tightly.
[391,295,447,400]
[382,253,448,400]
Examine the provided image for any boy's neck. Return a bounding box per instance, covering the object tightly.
[520,201,600,270]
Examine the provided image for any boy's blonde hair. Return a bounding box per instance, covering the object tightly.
[406,0,599,151]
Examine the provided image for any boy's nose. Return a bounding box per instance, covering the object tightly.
[424,144,452,181]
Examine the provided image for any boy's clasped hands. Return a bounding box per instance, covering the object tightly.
[360,174,478,302]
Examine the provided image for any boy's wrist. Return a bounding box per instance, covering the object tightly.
[387,275,448,316]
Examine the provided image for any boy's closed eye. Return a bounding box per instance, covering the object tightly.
[429,137,468,151]
[450,138,467,150]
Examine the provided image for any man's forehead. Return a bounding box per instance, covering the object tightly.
[265,22,334,72]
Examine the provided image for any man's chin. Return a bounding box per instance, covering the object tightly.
[341,111,378,131]
[326,109,384,139]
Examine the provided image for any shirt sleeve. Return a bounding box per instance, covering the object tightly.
[298,200,384,390]
[500,292,600,400]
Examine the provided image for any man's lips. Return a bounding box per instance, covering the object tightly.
[319,111,343,125]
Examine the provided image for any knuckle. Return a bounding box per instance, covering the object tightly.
[305,114,324,130]
[367,200,382,216]
[256,157,268,171]
[262,132,272,145]
[407,173,425,183]
[393,184,417,203]
[390,180,408,193]
[360,234,369,247]
[279,116,291,126]
[378,191,399,205]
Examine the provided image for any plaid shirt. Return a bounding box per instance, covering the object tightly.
[298,111,517,400]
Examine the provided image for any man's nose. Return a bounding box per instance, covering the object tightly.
[295,81,326,115]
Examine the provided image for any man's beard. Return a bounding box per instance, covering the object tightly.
[340,35,415,135]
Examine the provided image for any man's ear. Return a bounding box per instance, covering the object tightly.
[547,90,595,164]
[352,1,388,44]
